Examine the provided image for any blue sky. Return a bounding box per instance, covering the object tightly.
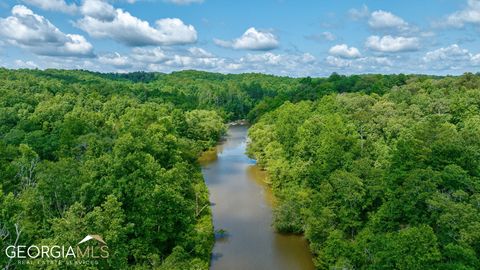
[0,0,479,76]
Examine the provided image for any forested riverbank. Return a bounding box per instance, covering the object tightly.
[247,73,480,269]
[0,68,479,269]
[0,69,228,269]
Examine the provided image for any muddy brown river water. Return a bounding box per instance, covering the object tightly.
[200,125,315,270]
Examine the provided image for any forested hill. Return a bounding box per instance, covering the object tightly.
[0,68,413,121]
[0,68,301,122]
[247,72,480,269]
[0,68,475,269]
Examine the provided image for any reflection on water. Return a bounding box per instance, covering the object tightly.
[200,125,315,270]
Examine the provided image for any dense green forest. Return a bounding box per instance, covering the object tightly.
[248,73,480,269]
[1,68,478,269]
[0,68,312,269]
[0,69,237,269]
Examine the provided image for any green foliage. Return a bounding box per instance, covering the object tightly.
[185,110,226,148]
[248,73,480,269]
[2,68,479,269]
[0,69,229,269]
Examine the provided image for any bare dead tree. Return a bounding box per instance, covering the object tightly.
[195,192,209,218]
[16,157,39,189]
[4,223,22,270]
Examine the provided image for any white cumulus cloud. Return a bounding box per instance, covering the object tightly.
[365,35,420,52]
[76,1,197,46]
[0,5,94,57]
[329,44,361,59]
[214,27,279,51]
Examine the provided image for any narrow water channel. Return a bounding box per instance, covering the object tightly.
[200,125,315,270]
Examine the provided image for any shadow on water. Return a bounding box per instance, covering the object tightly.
[200,125,315,270]
[211,252,223,262]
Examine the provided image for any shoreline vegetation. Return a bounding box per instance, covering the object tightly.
[0,68,479,269]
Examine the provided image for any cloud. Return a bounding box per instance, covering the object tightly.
[14,59,39,69]
[76,1,197,46]
[149,47,226,71]
[163,54,222,69]
[443,0,480,28]
[305,31,336,42]
[188,47,214,58]
[368,10,409,31]
[423,44,471,62]
[0,5,94,57]
[214,27,279,51]
[329,44,361,59]
[130,47,168,63]
[89,46,318,75]
[326,56,351,68]
[98,52,131,68]
[322,32,336,41]
[164,0,204,5]
[365,35,420,52]
[326,56,394,72]
[123,49,317,75]
[94,47,227,72]
[322,31,336,41]
[422,44,480,70]
[241,53,281,65]
[81,0,116,21]
[59,34,95,56]
[349,4,369,20]
[21,0,77,14]
[472,54,480,65]
[241,52,315,65]
[131,47,221,70]
[238,52,316,75]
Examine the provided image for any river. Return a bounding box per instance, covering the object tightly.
[199,125,315,270]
